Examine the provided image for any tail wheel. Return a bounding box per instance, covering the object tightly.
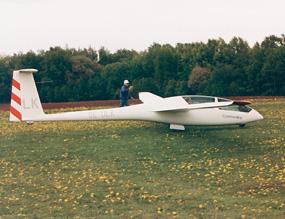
[239,124,246,128]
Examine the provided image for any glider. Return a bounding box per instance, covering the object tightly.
[9,69,263,130]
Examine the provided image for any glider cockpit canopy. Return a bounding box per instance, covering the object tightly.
[182,95,232,104]
[182,95,252,113]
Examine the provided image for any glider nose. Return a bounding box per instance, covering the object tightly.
[252,109,263,121]
[257,112,263,120]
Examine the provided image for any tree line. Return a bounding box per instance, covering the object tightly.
[0,34,284,103]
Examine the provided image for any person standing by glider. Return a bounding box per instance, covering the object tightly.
[120,80,130,107]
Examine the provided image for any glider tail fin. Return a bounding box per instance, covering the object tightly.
[9,69,45,122]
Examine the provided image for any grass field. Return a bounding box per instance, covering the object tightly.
[0,99,285,218]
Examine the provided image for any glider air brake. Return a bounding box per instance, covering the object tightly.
[9,69,263,131]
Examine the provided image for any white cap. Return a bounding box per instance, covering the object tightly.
[124,80,130,84]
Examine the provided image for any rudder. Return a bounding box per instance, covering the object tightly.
[9,69,45,122]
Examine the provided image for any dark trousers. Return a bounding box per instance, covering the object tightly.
[120,99,129,107]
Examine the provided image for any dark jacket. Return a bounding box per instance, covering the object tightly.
[120,86,129,100]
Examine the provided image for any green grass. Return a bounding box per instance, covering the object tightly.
[0,99,285,218]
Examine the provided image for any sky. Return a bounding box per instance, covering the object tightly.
[0,0,284,55]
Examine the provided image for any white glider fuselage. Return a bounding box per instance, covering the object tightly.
[9,69,263,130]
[30,102,262,126]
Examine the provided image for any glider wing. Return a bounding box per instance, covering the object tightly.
[149,99,234,112]
[139,92,164,104]
[139,92,234,112]
[142,95,190,112]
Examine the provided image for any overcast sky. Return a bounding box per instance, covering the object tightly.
[0,0,284,55]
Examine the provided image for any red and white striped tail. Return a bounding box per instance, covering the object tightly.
[9,69,44,122]
[10,72,22,121]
